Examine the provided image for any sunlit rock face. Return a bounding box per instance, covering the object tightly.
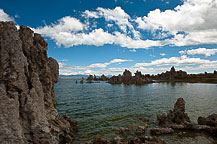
[0,22,77,144]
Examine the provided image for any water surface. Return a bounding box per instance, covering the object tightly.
[55,77,217,143]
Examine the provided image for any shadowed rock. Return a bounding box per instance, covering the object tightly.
[0,22,77,143]
[198,114,217,136]
[198,114,217,127]
[109,69,153,85]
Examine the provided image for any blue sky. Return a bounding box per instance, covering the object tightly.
[1,0,217,75]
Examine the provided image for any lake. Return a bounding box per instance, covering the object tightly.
[55,77,217,143]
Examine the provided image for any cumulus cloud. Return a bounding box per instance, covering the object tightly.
[75,59,133,69]
[26,1,217,49]
[59,56,217,75]
[58,59,133,75]
[83,7,140,38]
[35,16,83,33]
[34,18,165,49]
[179,48,217,57]
[0,9,13,21]
[83,10,99,18]
[134,55,214,67]
[136,0,217,46]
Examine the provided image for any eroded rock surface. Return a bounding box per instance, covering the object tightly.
[0,22,77,144]
[198,114,217,127]
[198,114,217,136]
[157,98,191,127]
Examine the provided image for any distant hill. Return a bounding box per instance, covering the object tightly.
[59,74,88,78]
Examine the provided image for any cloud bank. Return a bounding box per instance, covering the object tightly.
[179,48,217,57]
[0,9,13,21]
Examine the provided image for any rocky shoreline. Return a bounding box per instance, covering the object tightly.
[87,98,217,144]
[1,22,216,143]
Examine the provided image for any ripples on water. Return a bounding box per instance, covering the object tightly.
[55,77,217,143]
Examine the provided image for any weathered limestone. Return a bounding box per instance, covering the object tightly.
[0,22,77,143]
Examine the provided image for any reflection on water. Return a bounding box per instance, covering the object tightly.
[55,77,217,143]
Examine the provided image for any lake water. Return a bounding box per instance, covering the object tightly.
[55,77,217,143]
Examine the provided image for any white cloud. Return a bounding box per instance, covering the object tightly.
[59,59,133,75]
[160,53,166,56]
[0,9,13,21]
[35,16,83,33]
[59,57,217,75]
[34,18,165,49]
[97,7,131,33]
[130,49,136,52]
[35,27,114,47]
[136,0,217,46]
[2,1,217,50]
[83,7,140,38]
[31,3,217,49]
[58,62,68,68]
[179,48,217,57]
[113,32,166,49]
[134,55,214,67]
[83,58,133,69]
[83,10,99,18]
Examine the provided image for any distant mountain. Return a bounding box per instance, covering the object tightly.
[59,74,113,78]
[59,74,88,78]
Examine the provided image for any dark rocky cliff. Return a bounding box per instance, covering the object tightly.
[0,22,77,143]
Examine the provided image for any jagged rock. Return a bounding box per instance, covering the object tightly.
[157,98,191,127]
[109,70,153,85]
[0,22,77,143]
[197,114,217,136]
[198,114,217,127]
[87,75,94,81]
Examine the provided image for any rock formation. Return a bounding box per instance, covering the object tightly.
[198,114,217,137]
[109,69,153,85]
[87,74,109,82]
[0,22,77,143]
[157,98,191,127]
[155,67,188,80]
[157,97,217,138]
[198,114,217,127]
